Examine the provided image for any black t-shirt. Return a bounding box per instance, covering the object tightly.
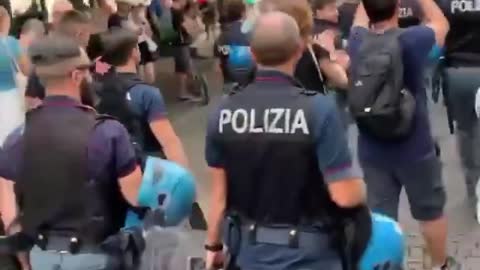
[294,44,329,92]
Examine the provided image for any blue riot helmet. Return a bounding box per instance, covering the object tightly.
[125,157,196,228]
[359,213,405,270]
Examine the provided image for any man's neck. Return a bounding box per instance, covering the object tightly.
[371,18,398,33]
[259,64,295,76]
[116,64,137,74]
[46,87,81,101]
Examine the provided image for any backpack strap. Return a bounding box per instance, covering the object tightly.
[307,44,327,94]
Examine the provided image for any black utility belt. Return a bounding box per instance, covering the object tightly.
[240,224,331,249]
[35,233,103,254]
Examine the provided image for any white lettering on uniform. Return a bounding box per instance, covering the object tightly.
[399,7,413,18]
[249,109,263,133]
[291,110,309,134]
[219,110,232,133]
[451,0,480,13]
[268,108,284,133]
[218,108,309,134]
[232,109,248,133]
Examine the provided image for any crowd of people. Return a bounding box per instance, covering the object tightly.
[0,0,479,269]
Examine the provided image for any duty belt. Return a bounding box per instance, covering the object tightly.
[241,224,331,249]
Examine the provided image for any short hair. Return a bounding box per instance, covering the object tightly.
[56,10,90,36]
[21,19,46,36]
[101,28,138,66]
[29,34,90,83]
[259,0,313,40]
[222,0,246,23]
[363,0,398,23]
[311,0,337,11]
[251,12,301,66]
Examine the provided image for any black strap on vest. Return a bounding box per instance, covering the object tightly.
[17,104,97,237]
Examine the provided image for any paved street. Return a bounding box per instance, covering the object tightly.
[154,55,480,268]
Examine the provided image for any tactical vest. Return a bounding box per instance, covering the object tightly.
[96,72,164,165]
[16,104,127,243]
[437,0,480,64]
[217,80,338,225]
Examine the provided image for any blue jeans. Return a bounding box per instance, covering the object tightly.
[30,246,109,270]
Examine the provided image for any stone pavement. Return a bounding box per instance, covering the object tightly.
[406,231,480,270]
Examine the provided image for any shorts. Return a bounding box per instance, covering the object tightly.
[138,41,158,65]
[361,155,446,221]
[173,46,193,73]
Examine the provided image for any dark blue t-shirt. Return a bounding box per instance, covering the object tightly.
[348,26,436,166]
[127,83,168,123]
[0,96,137,182]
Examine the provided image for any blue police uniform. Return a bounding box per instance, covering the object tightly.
[205,70,359,269]
[0,96,137,270]
[436,0,480,204]
[215,20,255,92]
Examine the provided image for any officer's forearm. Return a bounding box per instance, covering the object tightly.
[0,178,17,230]
[206,168,227,245]
[163,139,190,169]
[206,202,225,245]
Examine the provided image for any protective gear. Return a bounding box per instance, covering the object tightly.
[216,21,255,86]
[436,0,480,58]
[358,213,405,270]
[218,79,335,225]
[398,0,422,28]
[96,72,164,164]
[124,157,196,228]
[16,105,128,245]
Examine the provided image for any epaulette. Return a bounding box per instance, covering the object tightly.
[228,83,245,96]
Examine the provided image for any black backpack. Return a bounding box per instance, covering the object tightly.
[348,28,416,141]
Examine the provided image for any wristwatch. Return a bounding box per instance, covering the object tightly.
[204,243,223,252]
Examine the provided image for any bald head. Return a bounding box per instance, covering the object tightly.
[251,12,302,67]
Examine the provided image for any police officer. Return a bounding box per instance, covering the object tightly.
[205,11,366,270]
[215,0,255,93]
[97,28,190,170]
[436,0,480,214]
[0,34,143,270]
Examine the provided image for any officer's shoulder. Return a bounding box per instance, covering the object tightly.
[94,116,129,138]
[2,125,24,150]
